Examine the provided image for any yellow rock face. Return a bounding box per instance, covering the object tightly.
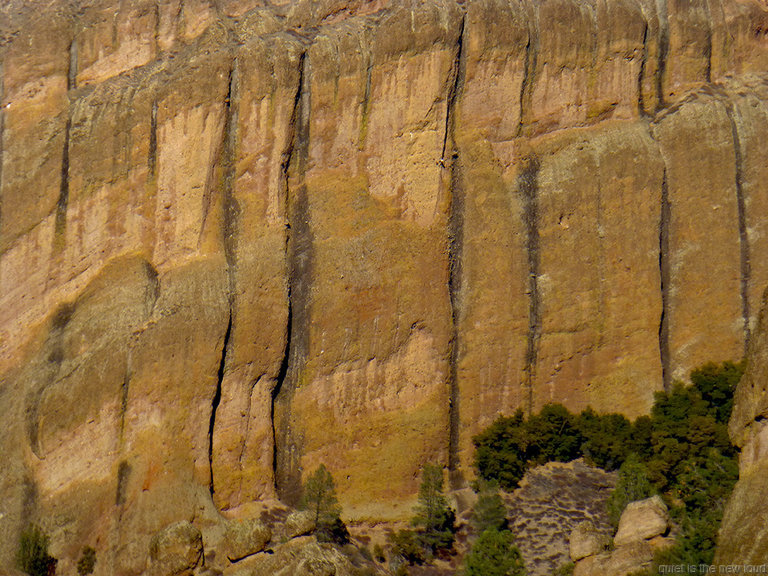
[1,0,768,569]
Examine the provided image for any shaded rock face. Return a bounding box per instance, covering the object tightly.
[505,460,616,576]
[0,0,767,572]
[719,289,768,563]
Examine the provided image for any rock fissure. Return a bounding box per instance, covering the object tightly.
[520,155,542,415]
[518,3,539,136]
[273,49,311,505]
[209,311,232,499]
[148,99,158,177]
[722,98,752,352]
[658,167,671,391]
[446,12,466,488]
[638,18,650,115]
[655,0,670,111]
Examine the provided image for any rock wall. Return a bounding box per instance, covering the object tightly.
[1,0,768,571]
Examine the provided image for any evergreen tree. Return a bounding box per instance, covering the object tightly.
[472,479,508,533]
[607,454,655,528]
[299,464,347,544]
[464,529,526,576]
[412,463,456,553]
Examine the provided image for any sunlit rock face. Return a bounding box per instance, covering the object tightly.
[1,0,768,572]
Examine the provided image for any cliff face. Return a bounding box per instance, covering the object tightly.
[1,0,768,572]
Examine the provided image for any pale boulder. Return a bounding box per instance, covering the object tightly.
[614,495,669,546]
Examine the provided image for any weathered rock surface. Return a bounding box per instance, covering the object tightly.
[0,0,767,572]
[283,511,317,540]
[613,495,669,547]
[506,460,616,576]
[147,521,204,576]
[573,496,671,576]
[719,287,768,563]
[223,520,272,562]
[569,521,605,562]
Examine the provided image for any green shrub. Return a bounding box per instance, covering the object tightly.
[411,464,455,554]
[76,546,96,576]
[388,529,424,565]
[472,479,508,533]
[16,524,55,576]
[464,529,526,576]
[606,454,655,528]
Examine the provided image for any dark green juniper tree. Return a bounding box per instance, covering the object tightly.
[299,464,349,544]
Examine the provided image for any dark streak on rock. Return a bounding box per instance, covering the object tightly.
[115,461,131,506]
[723,100,751,352]
[638,18,649,115]
[703,0,713,83]
[148,100,158,177]
[209,312,232,499]
[446,13,466,489]
[222,59,241,285]
[517,3,538,136]
[520,155,541,415]
[55,39,78,239]
[27,303,74,457]
[659,168,671,391]
[655,0,669,111]
[274,50,311,506]
[142,259,160,317]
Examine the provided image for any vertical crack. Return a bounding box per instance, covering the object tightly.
[56,39,78,239]
[148,100,158,178]
[703,0,713,83]
[722,100,751,353]
[638,18,649,115]
[655,0,669,111]
[520,155,541,416]
[209,312,232,498]
[659,167,671,391]
[445,14,466,489]
[273,50,311,505]
[517,2,539,136]
[222,59,240,280]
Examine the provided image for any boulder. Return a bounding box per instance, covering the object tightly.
[284,511,316,540]
[225,519,272,562]
[606,541,654,575]
[147,521,203,576]
[614,495,669,546]
[569,520,605,561]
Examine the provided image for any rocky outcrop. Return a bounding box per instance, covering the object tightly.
[718,288,768,563]
[613,495,669,547]
[1,0,768,571]
[573,496,673,576]
[505,460,616,576]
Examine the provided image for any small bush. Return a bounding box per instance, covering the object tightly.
[76,546,96,576]
[472,479,508,533]
[607,454,655,528]
[16,524,55,576]
[464,528,526,576]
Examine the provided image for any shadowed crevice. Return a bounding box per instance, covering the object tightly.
[722,100,751,353]
[655,0,669,111]
[659,168,671,391]
[520,155,541,415]
[209,312,232,499]
[273,50,311,506]
[517,2,539,136]
[446,12,466,490]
